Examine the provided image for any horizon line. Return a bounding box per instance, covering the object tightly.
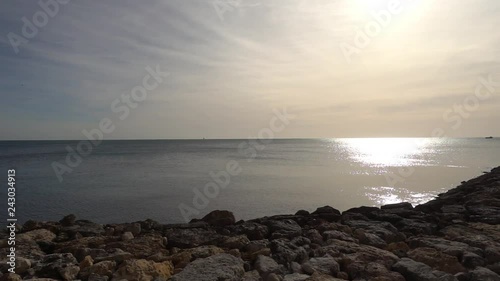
[0,136,496,141]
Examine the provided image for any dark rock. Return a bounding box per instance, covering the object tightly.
[59,214,77,227]
[381,202,413,210]
[270,239,308,265]
[468,267,500,281]
[392,258,458,281]
[166,228,222,248]
[31,253,79,280]
[201,210,236,226]
[264,219,302,239]
[343,206,379,215]
[295,210,310,216]
[62,220,104,237]
[312,206,341,215]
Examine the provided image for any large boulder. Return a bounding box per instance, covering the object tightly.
[201,210,236,226]
[170,254,244,281]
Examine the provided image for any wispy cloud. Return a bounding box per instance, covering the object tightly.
[1,0,500,139]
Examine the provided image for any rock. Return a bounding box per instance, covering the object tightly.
[343,261,405,281]
[311,206,341,221]
[112,259,173,281]
[18,229,56,243]
[323,230,356,243]
[266,273,281,281]
[229,222,269,240]
[79,255,94,270]
[30,253,78,280]
[188,245,225,259]
[326,239,400,269]
[407,247,465,274]
[0,274,22,281]
[302,255,340,275]
[88,274,110,281]
[121,232,134,241]
[386,242,410,257]
[295,210,310,216]
[201,210,236,226]
[170,254,244,281]
[221,235,250,250]
[242,270,261,281]
[408,237,483,258]
[284,273,310,281]
[392,258,458,281]
[255,255,280,276]
[343,206,379,215]
[343,220,403,243]
[15,257,31,274]
[461,252,485,268]
[381,202,414,210]
[125,223,142,236]
[58,264,79,281]
[305,273,345,280]
[313,206,341,215]
[105,234,169,258]
[468,267,500,281]
[245,239,270,253]
[265,219,302,239]
[94,248,134,263]
[80,260,116,279]
[227,248,241,258]
[166,228,222,248]
[271,239,308,265]
[62,220,105,237]
[354,229,387,248]
[59,214,76,227]
[487,263,500,275]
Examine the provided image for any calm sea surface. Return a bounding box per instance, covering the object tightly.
[1,138,499,224]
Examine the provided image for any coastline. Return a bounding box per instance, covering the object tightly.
[1,167,499,280]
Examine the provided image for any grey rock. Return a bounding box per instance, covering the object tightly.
[393,258,458,281]
[255,255,280,276]
[468,267,500,281]
[170,254,244,281]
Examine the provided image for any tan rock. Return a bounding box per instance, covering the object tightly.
[79,255,94,270]
[81,260,116,279]
[112,259,173,281]
[18,229,56,243]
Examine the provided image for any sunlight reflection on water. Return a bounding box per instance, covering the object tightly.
[336,138,435,167]
[363,186,439,206]
[333,138,446,206]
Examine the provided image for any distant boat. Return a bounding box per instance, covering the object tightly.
[485,136,493,139]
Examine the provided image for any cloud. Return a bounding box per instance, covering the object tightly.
[0,0,499,139]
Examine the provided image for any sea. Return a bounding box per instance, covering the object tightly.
[1,138,499,224]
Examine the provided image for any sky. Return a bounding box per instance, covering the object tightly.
[1,0,500,140]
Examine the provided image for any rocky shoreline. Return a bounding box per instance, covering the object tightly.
[1,167,500,281]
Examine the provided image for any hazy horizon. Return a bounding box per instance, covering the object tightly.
[0,136,498,141]
[2,0,500,140]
